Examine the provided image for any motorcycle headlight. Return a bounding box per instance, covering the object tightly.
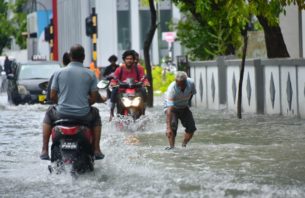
[121,97,132,107]
[18,85,29,95]
[131,97,141,107]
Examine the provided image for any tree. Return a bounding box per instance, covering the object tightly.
[10,0,27,49]
[172,0,247,60]
[142,0,158,107]
[249,0,304,58]
[0,0,13,55]
[0,0,27,55]
[173,0,305,59]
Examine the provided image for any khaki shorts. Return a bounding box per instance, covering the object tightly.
[43,105,102,127]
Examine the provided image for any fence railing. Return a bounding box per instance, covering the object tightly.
[189,57,305,118]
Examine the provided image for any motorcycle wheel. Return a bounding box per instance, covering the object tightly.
[73,152,93,173]
[51,144,62,162]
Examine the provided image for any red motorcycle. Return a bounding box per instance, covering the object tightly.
[116,78,146,120]
[48,119,94,175]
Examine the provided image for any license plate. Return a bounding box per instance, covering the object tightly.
[61,142,77,150]
[38,94,46,102]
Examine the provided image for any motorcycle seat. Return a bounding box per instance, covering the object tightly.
[54,119,89,127]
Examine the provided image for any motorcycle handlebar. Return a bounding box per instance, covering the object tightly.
[118,81,143,89]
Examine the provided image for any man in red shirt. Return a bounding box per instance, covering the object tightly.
[109,50,149,121]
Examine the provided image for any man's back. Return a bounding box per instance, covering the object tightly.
[52,61,98,116]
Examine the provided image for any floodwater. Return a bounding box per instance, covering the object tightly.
[0,92,305,198]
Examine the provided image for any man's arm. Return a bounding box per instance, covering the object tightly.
[138,66,150,86]
[50,89,58,104]
[103,67,110,77]
[110,67,121,86]
[88,90,98,105]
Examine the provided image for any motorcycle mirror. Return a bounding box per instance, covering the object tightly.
[97,80,110,89]
[39,81,49,91]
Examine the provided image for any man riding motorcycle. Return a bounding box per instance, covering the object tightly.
[40,44,105,161]
[103,55,119,99]
[109,50,150,121]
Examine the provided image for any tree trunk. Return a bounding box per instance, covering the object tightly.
[257,15,290,58]
[237,28,249,119]
[144,0,157,107]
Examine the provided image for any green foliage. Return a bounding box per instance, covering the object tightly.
[0,0,27,54]
[172,0,304,60]
[10,0,27,49]
[172,0,248,60]
[0,0,13,54]
[152,66,175,93]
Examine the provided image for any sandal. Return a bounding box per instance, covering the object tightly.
[40,153,50,160]
[95,152,105,160]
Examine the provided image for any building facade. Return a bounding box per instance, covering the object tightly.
[54,0,181,67]
[25,1,304,66]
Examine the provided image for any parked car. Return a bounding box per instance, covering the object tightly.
[7,61,61,105]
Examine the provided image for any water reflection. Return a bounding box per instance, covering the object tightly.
[0,93,305,197]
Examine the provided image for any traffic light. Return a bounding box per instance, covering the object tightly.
[86,16,93,36]
[86,8,98,66]
[44,20,54,42]
[44,19,54,60]
[44,26,50,41]
[86,9,97,37]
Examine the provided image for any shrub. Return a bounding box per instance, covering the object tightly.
[152,66,175,94]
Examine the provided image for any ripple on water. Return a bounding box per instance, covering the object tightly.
[1,93,305,197]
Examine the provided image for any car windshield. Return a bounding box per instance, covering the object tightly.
[18,64,61,80]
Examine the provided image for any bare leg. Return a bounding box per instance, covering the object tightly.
[93,125,102,154]
[166,131,175,149]
[182,132,194,147]
[41,123,52,157]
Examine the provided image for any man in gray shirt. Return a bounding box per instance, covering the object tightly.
[40,44,104,160]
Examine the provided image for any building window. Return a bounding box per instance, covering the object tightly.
[117,0,131,51]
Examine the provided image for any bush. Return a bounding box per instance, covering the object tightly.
[152,66,175,94]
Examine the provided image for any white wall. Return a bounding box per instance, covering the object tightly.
[57,0,91,65]
[280,5,300,58]
[264,66,281,114]
[302,10,305,58]
[280,66,298,116]
[96,0,118,67]
[130,0,140,54]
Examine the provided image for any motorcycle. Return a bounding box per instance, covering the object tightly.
[48,119,94,175]
[116,78,145,120]
[97,78,146,121]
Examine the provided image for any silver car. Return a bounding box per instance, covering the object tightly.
[7,61,61,105]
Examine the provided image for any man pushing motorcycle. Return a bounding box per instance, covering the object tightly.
[109,50,150,121]
[40,44,105,160]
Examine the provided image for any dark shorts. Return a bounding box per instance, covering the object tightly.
[170,107,196,137]
[43,105,102,128]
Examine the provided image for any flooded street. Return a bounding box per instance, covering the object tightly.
[0,92,305,198]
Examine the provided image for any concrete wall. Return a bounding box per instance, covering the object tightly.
[302,10,305,58]
[280,5,300,58]
[96,0,118,67]
[57,0,91,66]
[190,58,305,119]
